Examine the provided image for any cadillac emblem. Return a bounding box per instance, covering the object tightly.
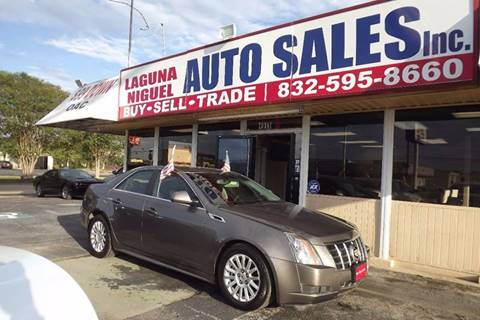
[349,244,361,263]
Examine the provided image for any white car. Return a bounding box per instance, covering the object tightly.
[0,246,97,320]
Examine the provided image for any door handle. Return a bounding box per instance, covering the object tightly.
[208,213,226,223]
[112,198,125,209]
[145,207,161,217]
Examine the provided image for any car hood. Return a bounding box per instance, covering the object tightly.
[219,201,357,244]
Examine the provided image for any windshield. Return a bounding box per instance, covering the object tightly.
[186,172,281,206]
[60,169,93,179]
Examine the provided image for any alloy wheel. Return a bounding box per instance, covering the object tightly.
[62,186,70,199]
[90,221,107,253]
[223,254,261,303]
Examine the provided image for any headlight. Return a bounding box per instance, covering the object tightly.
[285,233,322,265]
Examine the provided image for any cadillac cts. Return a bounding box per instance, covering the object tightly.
[81,166,368,310]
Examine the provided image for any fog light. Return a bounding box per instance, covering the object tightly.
[301,285,331,294]
[301,285,320,294]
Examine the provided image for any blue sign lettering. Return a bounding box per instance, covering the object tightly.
[385,7,421,60]
[356,14,381,65]
[273,35,298,78]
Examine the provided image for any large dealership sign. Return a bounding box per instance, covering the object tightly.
[119,0,478,120]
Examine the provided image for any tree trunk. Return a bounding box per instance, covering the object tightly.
[95,157,101,178]
[19,154,37,179]
[17,127,44,179]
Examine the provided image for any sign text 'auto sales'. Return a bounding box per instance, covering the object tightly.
[119,0,478,120]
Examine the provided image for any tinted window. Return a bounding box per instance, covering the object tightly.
[308,112,384,199]
[197,122,240,168]
[393,107,480,207]
[157,174,197,201]
[60,169,92,179]
[117,170,154,195]
[44,170,57,178]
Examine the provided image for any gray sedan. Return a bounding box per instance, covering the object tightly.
[81,166,368,310]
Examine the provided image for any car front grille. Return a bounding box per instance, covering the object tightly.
[327,237,367,270]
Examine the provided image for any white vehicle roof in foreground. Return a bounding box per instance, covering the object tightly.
[0,246,98,320]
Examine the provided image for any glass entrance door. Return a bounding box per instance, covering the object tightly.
[253,134,299,203]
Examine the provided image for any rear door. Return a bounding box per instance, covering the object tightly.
[142,173,215,277]
[108,170,156,250]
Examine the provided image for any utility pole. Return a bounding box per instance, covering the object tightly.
[127,0,134,67]
[109,0,150,67]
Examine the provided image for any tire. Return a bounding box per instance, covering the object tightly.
[88,215,114,258]
[61,184,72,200]
[217,243,273,311]
[35,184,44,197]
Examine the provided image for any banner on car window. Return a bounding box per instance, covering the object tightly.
[118,0,479,120]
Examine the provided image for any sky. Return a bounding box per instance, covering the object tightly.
[0,0,365,92]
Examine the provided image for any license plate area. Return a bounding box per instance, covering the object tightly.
[352,262,367,282]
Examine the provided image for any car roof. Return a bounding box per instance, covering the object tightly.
[135,165,224,174]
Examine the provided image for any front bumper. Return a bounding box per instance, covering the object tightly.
[80,206,90,229]
[271,257,367,305]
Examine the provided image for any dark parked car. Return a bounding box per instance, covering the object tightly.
[33,169,103,200]
[81,166,368,310]
[0,160,13,169]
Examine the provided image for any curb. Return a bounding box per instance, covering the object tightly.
[369,257,480,288]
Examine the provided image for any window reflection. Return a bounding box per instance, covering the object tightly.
[158,126,192,166]
[197,122,240,168]
[128,128,155,166]
[394,107,480,207]
[308,113,384,199]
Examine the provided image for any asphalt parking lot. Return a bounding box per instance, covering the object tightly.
[1,187,479,320]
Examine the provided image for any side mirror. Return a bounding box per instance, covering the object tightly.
[171,191,199,206]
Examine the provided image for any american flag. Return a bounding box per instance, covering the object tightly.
[221,150,230,173]
[160,145,176,180]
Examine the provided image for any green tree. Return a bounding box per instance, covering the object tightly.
[0,133,15,160]
[82,132,123,178]
[0,71,68,177]
[46,129,86,168]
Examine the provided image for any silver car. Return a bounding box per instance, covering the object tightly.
[81,166,368,310]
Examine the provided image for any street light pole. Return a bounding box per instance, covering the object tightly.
[127,0,134,67]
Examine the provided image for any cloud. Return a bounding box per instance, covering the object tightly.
[46,36,133,66]
[3,0,366,67]
[27,65,77,92]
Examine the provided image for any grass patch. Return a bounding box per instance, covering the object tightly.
[0,176,33,183]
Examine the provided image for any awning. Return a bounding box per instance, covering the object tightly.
[36,77,120,130]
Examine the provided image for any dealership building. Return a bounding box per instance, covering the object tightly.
[38,0,480,278]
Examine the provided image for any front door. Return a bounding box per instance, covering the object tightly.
[142,173,215,278]
[44,170,60,193]
[109,170,156,249]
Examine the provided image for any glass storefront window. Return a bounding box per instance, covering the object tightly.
[158,126,192,166]
[393,107,480,207]
[128,128,155,167]
[308,112,384,199]
[197,122,240,168]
